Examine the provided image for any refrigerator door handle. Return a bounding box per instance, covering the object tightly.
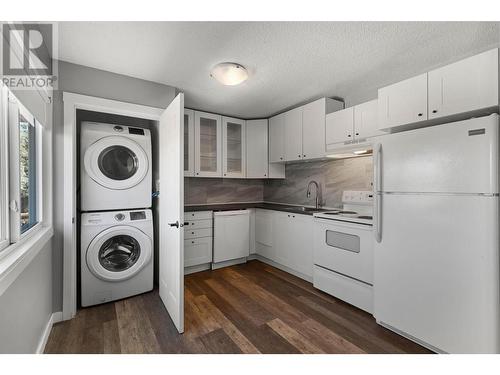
[375,193,382,243]
[374,143,382,193]
[374,143,382,243]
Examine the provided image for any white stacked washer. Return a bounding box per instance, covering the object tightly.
[80,121,154,306]
[80,209,154,307]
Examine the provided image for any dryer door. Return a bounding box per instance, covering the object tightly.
[86,225,152,282]
[84,136,149,190]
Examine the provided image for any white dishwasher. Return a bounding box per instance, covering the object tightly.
[213,210,251,268]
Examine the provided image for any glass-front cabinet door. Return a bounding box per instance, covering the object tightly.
[194,111,222,177]
[183,109,195,176]
[222,117,246,178]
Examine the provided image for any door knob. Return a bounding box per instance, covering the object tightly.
[168,221,183,228]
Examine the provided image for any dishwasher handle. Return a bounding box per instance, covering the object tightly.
[214,209,251,216]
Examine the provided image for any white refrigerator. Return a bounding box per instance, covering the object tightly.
[373,114,500,353]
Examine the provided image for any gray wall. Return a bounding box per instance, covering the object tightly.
[52,61,177,311]
[264,157,373,208]
[0,238,53,353]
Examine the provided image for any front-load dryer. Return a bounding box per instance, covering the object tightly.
[81,209,154,307]
[80,121,152,211]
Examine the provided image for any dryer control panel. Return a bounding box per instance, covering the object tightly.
[81,209,152,225]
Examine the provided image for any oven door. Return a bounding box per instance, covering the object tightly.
[313,218,373,284]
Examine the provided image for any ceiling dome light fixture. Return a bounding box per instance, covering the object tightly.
[210,62,248,86]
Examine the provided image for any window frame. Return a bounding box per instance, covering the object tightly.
[0,86,9,252]
[7,92,43,244]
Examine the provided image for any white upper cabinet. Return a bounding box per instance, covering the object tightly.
[378,73,428,130]
[222,116,246,178]
[194,111,222,177]
[246,119,268,178]
[184,109,195,177]
[354,99,385,139]
[284,106,304,161]
[326,106,354,145]
[302,98,328,159]
[428,48,499,120]
[269,112,285,163]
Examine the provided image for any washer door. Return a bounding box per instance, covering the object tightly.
[86,226,152,282]
[84,136,149,190]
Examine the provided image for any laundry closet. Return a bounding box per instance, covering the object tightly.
[76,109,159,307]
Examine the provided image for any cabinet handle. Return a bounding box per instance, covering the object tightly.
[347,134,352,138]
[298,154,301,158]
[264,174,267,177]
[303,154,306,158]
[196,172,199,175]
[192,241,195,244]
[287,214,290,217]
[432,110,438,114]
[280,157,283,160]
[355,133,359,136]
[223,173,226,176]
[418,113,423,117]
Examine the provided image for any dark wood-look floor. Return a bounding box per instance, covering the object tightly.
[45,260,430,354]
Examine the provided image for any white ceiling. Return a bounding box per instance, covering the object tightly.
[58,22,500,118]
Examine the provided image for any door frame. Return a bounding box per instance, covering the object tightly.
[62,92,165,320]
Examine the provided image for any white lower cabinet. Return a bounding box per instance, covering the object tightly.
[184,211,213,271]
[255,209,313,279]
[255,209,275,261]
[288,214,314,277]
[274,212,292,267]
[184,237,212,267]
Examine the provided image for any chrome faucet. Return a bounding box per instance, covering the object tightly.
[306,180,322,209]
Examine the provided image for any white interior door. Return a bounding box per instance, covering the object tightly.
[159,93,184,333]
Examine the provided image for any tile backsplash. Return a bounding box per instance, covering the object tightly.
[263,156,373,208]
[184,177,264,205]
[184,156,373,207]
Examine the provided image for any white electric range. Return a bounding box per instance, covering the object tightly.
[312,191,374,313]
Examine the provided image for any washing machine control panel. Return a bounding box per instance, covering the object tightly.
[130,211,146,221]
[114,213,126,221]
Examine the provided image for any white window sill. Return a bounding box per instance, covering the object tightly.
[0,225,53,297]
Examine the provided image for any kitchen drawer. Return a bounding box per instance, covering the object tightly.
[313,265,373,313]
[184,219,212,229]
[184,228,212,239]
[184,237,213,267]
[184,211,212,221]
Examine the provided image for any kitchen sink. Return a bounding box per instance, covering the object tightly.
[283,206,328,213]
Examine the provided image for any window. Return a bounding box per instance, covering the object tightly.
[18,111,38,233]
[0,87,44,251]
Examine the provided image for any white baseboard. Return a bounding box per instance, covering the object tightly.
[36,311,62,354]
[249,254,313,283]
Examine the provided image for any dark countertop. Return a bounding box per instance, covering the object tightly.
[184,202,330,216]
